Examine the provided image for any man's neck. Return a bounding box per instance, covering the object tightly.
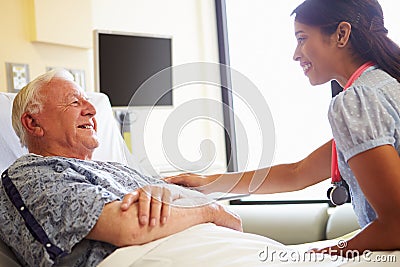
[28,147,93,160]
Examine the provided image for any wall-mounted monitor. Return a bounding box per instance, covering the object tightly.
[94,30,173,107]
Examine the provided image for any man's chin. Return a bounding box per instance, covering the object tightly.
[84,139,100,152]
[91,140,100,150]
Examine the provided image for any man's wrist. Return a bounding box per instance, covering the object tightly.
[204,202,219,224]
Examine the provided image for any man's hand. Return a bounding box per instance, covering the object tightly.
[88,185,242,246]
[119,184,242,231]
[120,185,172,227]
[210,203,243,232]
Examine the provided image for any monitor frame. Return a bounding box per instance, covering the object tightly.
[93,29,173,109]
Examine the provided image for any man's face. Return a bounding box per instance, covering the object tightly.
[33,78,99,159]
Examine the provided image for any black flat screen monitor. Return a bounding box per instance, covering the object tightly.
[94,30,173,107]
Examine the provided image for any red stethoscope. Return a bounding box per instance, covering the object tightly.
[327,62,375,205]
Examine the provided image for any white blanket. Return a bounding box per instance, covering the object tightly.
[100,223,394,267]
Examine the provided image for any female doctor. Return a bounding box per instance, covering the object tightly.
[166,0,400,256]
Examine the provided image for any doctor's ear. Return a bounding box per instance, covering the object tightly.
[336,21,352,48]
[21,113,44,137]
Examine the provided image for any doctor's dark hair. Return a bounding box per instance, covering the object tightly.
[292,0,400,83]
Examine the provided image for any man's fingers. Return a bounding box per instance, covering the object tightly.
[149,187,163,227]
[138,187,151,225]
[161,189,172,224]
[121,191,139,211]
[134,185,173,226]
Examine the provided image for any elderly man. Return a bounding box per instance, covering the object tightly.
[0,69,241,267]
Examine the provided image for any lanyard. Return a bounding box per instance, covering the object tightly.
[331,61,375,183]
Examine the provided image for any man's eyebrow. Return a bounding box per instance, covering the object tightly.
[295,30,305,36]
[61,93,80,102]
[70,92,86,98]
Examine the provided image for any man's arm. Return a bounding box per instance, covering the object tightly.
[87,198,242,247]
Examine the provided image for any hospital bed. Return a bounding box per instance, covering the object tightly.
[0,92,398,266]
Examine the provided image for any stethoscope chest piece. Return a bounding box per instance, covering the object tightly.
[327,181,349,206]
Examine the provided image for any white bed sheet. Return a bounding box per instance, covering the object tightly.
[98,223,400,267]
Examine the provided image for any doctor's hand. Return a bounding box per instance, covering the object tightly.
[164,173,219,194]
[120,185,173,227]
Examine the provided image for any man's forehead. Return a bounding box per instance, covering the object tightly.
[43,79,86,100]
[64,90,87,99]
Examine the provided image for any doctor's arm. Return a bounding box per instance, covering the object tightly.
[166,139,333,194]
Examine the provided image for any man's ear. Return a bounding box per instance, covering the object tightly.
[21,113,44,137]
[336,21,352,48]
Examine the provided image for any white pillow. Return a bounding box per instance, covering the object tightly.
[0,93,28,173]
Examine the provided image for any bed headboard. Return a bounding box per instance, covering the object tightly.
[0,92,143,173]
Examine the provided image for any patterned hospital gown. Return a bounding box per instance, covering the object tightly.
[328,66,400,228]
[0,154,165,266]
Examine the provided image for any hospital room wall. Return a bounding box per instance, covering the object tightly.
[0,0,227,173]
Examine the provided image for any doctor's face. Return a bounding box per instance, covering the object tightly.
[292,21,339,86]
[34,78,99,159]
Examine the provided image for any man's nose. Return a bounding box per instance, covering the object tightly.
[82,99,97,116]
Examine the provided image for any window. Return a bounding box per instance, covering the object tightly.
[218,0,400,203]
